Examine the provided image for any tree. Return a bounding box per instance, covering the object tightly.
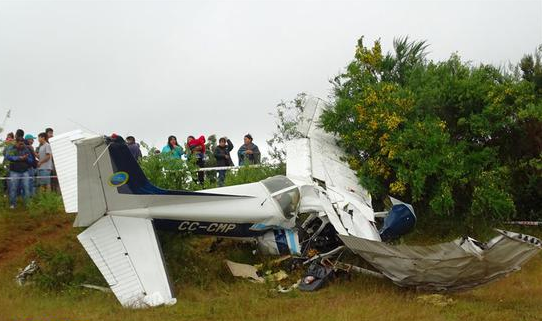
[266,92,307,163]
[321,36,542,229]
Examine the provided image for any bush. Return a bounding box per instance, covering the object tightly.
[32,243,75,290]
[138,143,201,191]
[139,139,285,191]
[321,36,542,229]
[27,191,64,215]
[224,164,285,186]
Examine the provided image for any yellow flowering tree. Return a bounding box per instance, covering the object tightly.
[321,37,542,227]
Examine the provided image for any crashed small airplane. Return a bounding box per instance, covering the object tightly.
[51,97,541,308]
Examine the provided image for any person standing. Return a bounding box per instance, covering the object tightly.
[5,132,14,142]
[126,136,142,160]
[3,132,15,156]
[214,137,234,187]
[24,134,38,196]
[187,135,206,185]
[237,134,261,165]
[44,127,59,192]
[36,133,53,191]
[15,129,24,139]
[5,137,34,208]
[161,135,184,159]
[45,128,54,142]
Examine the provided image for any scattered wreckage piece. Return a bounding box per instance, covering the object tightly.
[225,260,265,283]
[340,230,542,292]
[15,260,39,286]
[80,283,113,293]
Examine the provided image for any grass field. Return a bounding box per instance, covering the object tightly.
[1,204,541,321]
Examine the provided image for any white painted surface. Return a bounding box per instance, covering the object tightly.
[49,130,97,213]
[78,215,176,308]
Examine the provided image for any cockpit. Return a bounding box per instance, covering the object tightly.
[260,175,300,219]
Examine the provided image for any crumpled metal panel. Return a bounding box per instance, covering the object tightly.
[340,230,541,292]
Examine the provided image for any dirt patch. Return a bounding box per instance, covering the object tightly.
[0,212,74,266]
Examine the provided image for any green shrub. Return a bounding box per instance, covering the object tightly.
[32,243,75,290]
[321,36,542,230]
[27,191,64,215]
[224,164,285,186]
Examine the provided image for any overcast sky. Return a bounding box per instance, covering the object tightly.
[0,0,541,160]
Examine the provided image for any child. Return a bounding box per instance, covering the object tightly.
[187,135,206,185]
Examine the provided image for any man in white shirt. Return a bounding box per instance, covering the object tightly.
[36,132,53,191]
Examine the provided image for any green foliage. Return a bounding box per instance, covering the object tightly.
[140,139,285,191]
[27,191,64,215]
[519,45,542,96]
[321,36,542,228]
[139,141,201,190]
[33,243,75,290]
[224,164,285,186]
[267,93,308,163]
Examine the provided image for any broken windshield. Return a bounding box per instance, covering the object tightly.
[261,176,300,219]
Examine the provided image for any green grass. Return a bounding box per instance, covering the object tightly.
[0,203,541,321]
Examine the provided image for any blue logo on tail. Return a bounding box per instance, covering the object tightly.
[109,171,129,187]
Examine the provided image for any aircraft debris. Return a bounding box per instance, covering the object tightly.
[298,261,335,292]
[80,283,113,293]
[340,230,542,292]
[15,260,39,286]
[264,270,289,282]
[225,260,265,283]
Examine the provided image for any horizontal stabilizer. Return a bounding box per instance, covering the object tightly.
[78,215,176,308]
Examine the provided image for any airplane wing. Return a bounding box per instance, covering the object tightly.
[286,96,379,241]
[285,97,371,206]
[340,230,542,292]
[78,215,176,308]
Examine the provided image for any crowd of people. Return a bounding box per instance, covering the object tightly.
[2,128,55,209]
[126,133,261,187]
[1,129,261,209]
[145,133,261,187]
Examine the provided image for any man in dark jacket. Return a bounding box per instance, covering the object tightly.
[237,134,261,165]
[214,137,234,187]
[5,137,35,209]
[126,136,142,160]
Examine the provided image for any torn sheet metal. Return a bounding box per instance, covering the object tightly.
[340,230,542,292]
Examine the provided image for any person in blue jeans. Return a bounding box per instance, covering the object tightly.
[24,133,38,196]
[5,137,35,209]
[214,137,234,187]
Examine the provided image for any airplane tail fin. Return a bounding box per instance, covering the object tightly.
[74,134,183,227]
[74,134,235,227]
[68,135,178,307]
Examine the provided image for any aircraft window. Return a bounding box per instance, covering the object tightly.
[273,188,300,219]
[261,176,299,219]
[261,175,295,194]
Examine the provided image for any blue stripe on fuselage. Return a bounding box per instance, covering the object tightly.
[285,229,298,255]
[273,230,290,255]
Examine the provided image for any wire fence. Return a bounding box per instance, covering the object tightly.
[0,176,57,180]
